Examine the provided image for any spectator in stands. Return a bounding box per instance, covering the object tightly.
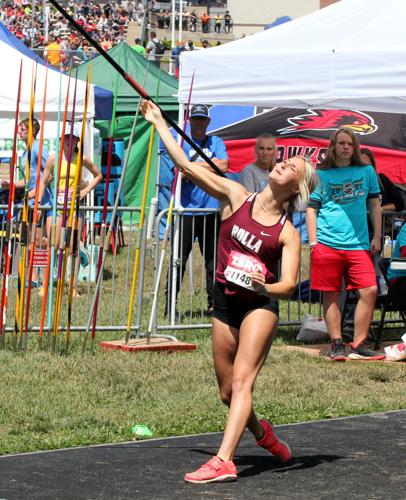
[201,39,210,48]
[174,10,179,30]
[103,2,113,18]
[135,1,144,25]
[132,37,145,56]
[160,104,229,316]
[360,148,405,213]
[306,127,384,361]
[186,40,195,51]
[1,0,131,60]
[164,10,171,29]
[190,10,197,32]
[157,9,165,29]
[224,10,232,34]
[43,35,62,68]
[182,8,189,31]
[239,134,277,193]
[214,13,222,34]
[200,11,210,33]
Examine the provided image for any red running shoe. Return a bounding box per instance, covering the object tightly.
[256,419,291,463]
[184,456,237,483]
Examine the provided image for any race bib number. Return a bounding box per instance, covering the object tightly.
[224,251,266,291]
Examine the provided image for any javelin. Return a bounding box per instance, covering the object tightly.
[146,72,195,340]
[82,67,150,351]
[47,0,225,178]
[0,60,23,348]
[24,65,49,337]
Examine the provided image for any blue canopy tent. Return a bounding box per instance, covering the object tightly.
[264,16,292,30]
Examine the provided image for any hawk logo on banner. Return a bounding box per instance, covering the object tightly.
[277,110,378,136]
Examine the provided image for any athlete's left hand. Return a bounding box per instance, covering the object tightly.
[250,271,267,295]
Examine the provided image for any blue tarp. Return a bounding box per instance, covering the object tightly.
[0,22,113,120]
[265,16,292,30]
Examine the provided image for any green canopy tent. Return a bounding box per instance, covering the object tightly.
[77,42,179,219]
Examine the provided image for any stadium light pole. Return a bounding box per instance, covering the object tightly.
[169,0,176,75]
[140,0,149,46]
[179,0,183,43]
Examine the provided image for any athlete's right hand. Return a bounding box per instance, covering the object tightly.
[141,100,162,125]
[250,271,268,296]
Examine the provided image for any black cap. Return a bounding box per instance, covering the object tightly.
[190,104,209,118]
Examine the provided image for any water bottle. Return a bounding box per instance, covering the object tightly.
[377,274,388,295]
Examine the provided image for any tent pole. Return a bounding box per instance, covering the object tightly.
[169,102,185,325]
[179,0,183,43]
[169,0,176,75]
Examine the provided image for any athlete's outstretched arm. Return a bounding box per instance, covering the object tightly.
[141,100,245,204]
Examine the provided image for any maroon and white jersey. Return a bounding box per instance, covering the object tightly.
[216,193,287,300]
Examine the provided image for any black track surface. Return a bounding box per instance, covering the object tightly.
[0,410,405,499]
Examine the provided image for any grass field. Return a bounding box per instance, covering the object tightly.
[0,236,405,456]
[0,326,405,455]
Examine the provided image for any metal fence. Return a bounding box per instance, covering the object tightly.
[0,204,404,342]
[147,208,406,335]
[0,204,142,337]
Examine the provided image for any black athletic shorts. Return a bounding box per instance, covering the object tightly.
[212,281,279,329]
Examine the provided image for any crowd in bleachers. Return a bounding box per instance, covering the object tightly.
[0,1,145,66]
[153,8,232,34]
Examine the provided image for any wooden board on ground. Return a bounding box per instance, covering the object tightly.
[99,337,197,353]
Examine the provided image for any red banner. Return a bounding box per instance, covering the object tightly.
[215,108,406,183]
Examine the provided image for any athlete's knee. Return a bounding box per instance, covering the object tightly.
[231,375,254,396]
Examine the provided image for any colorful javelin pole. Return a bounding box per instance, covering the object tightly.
[82,66,150,351]
[52,72,80,347]
[65,71,92,350]
[90,73,119,342]
[124,74,163,344]
[0,60,23,348]
[39,71,70,345]
[14,62,37,349]
[146,72,195,340]
[47,0,225,178]
[24,65,49,336]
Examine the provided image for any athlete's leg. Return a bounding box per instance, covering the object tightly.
[213,309,277,461]
[211,316,264,440]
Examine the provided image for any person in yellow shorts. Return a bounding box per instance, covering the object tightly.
[38,122,102,293]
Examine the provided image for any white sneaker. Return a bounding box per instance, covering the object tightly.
[384,333,406,361]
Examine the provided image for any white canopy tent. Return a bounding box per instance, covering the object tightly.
[0,42,95,121]
[179,0,406,114]
[0,41,99,187]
